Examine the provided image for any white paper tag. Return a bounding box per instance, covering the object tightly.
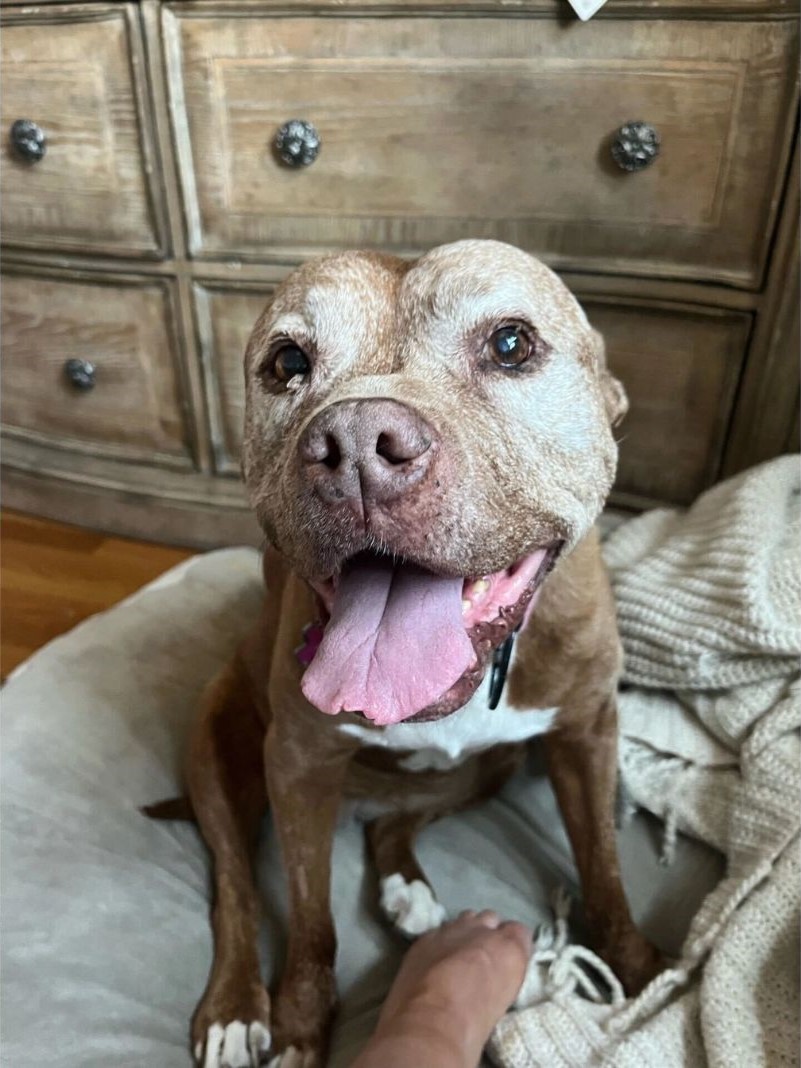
[567,0,609,19]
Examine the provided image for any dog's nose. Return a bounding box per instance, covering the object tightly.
[299,399,436,508]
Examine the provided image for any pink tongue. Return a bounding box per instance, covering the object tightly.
[301,556,475,725]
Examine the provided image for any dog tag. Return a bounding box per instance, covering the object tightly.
[566,0,608,19]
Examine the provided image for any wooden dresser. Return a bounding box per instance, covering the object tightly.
[2,0,798,547]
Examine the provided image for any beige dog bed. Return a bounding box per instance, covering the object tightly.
[1,542,725,1067]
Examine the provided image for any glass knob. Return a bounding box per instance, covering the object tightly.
[611,121,660,172]
[274,119,321,168]
[10,119,46,163]
[64,358,96,391]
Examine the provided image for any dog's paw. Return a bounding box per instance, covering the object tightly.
[266,1046,321,1068]
[269,959,336,1068]
[380,873,447,938]
[192,975,271,1067]
[195,1020,272,1068]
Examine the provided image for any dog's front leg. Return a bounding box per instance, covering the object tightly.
[544,696,663,996]
[264,717,354,1067]
[187,658,272,1068]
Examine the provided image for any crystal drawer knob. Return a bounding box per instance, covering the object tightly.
[274,120,321,168]
[64,358,96,391]
[9,119,46,163]
[611,121,660,172]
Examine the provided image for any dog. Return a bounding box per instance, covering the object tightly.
[167,239,662,1067]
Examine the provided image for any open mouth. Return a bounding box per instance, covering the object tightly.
[300,543,561,726]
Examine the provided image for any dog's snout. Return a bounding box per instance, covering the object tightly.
[299,399,436,508]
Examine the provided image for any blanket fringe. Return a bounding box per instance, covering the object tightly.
[606,855,777,1036]
[515,888,626,1010]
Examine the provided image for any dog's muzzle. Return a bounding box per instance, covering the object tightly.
[298,398,437,517]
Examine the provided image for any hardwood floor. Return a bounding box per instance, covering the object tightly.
[1,510,193,680]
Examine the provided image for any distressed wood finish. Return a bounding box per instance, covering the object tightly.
[1,269,192,467]
[723,144,801,477]
[586,300,752,504]
[1,4,165,257]
[2,0,798,11]
[166,10,798,288]
[2,1,797,11]
[1,458,262,549]
[0,0,797,546]
[193,283,275,473]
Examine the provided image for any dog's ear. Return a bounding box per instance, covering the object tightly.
[589,328,628,429]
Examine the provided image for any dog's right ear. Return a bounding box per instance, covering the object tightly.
[589,328,628,429]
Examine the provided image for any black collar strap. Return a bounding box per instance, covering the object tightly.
[488,627,520,710]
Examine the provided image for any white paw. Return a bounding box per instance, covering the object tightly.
[196,1020,272,1067]
[380,873,447,938]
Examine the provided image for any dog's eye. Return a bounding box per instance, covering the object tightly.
[272,343,310,384]
[488,325,532,368]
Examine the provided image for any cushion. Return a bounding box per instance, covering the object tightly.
[0,549,724,1067]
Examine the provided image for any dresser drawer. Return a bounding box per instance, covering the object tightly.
[166,10,797,287]
[1,272,192,466]
[586,299,752,505]
[1,6,162,256]
[193,283,269,473]
[197,280,750,505]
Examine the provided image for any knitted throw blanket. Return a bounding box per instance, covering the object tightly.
[489,455,801,1068]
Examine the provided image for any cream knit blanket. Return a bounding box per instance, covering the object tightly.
[490,455,801,1068]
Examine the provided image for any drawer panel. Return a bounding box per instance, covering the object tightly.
[168,11,797,287]
[586,300,751,504]
[194,284,268,473]
[198,280,750,505]
[1,272,192,466]
[1,6,162,255]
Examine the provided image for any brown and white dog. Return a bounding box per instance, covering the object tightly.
[177,240,662,1068]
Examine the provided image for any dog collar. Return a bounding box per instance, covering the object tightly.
[296,620,519,710]
[487,628,520,710]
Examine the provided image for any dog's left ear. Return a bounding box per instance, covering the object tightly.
[588,328,628,429]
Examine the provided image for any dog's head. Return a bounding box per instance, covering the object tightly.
[242,240,626,726]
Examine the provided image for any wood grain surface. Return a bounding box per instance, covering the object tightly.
[1,5,163,255]
[0,510,193,680]
[167,10,798,287]
[1,270,192,465]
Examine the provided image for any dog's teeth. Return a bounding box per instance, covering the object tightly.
[462,579,489,607]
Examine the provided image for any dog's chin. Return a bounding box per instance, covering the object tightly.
[305,542,562,725]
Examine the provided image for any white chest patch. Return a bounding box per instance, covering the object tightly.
[337,660,558,771]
